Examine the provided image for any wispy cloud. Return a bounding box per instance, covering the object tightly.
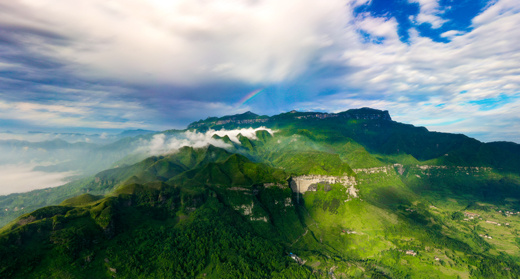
[410,0,447,28]
[0,0,518,143]
[316,0,520,142]
[0,131,118,144]
[0,0,348,86]
[0,98,152,130]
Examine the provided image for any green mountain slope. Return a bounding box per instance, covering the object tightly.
[2,108,520,278]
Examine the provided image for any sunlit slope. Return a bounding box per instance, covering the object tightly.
[0,148,311,278]
[1,109,520,278]
[192,108,520,171]
[3,108,520,227]
[1,141,519,277]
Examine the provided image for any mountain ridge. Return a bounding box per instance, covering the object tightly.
[1,108,520,278]
[188,107,392,129]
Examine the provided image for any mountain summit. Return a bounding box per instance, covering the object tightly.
[188,107,391,129]
[1,108,519,278]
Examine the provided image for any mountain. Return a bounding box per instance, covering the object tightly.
[1,108,520,278]
[188,107,391,130]
[118,129,156,137]
[188,110,269,129]
[0,132,173,224]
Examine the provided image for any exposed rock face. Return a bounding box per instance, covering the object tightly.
[290,175,356,194]
[187,108,392,129]
[293,109,391,121]
[233,202,269,222]
[414,165,491,172]
[189,118,268,128]
[353,166,392,174]
[354,164,493,179]
[294,113,338,120]
[339,109,392,121]
[263,182,286,188]
[346,185,359,198]
[250,216,268,222]
[234,203,253,215]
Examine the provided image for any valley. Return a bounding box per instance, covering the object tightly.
[0,108,519,278]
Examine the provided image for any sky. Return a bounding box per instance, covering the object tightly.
[0,0,519,143]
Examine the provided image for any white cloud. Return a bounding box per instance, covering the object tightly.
[0,0,519,143]
[139,127,275,155]
[355,14,400,41]
[296,93,520,143]
[321,1,520,142]
[472,0,520,26]
[0,131,120,144]
[0,98,151,130]
[0,0,350,86]
[441,30,465,39]
[410,0,447,28]
[212,127,275,143]
[0,164,76,195]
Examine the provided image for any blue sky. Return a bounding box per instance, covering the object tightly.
[0,0,519,143]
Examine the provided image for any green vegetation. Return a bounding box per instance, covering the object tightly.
[2,109,520,278]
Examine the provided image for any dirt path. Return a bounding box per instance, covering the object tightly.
[291,228,309,246]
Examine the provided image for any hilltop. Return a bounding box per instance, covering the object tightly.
[188,107,391,129]
[1,108,520,278]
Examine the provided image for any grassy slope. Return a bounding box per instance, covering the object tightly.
[1,114,520,278]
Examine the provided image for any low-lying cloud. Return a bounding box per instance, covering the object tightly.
[0,164,76,195]
[139,127,275,156]
[0,131,119,144]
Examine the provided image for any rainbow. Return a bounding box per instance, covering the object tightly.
[236,88,264,107]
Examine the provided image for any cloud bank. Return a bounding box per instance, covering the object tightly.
[0,0,347,86]
[139,128,275,156]
[0,164,76,195]
[0,0,519,142]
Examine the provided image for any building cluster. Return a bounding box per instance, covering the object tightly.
[289,253,305,265]
[486,220,501,226]
[464,212,480,219]
[498,209,519,217]
[405,250,417,256]
[463,212,481,221]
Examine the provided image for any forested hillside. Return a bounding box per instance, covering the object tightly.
[1,109,520,278]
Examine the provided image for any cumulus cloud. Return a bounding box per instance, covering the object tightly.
[317,0,520,142]
[296,93,520,143]
[347,0,519,103]
[410,0,447,28]
[0,0,349,86]
[0,0,518,143]
[355,14,400,41]
[0,164,76,195]
[139,127,275,155]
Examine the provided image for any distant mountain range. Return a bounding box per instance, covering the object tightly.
[1,108,519,278]
[188,107,392,129]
